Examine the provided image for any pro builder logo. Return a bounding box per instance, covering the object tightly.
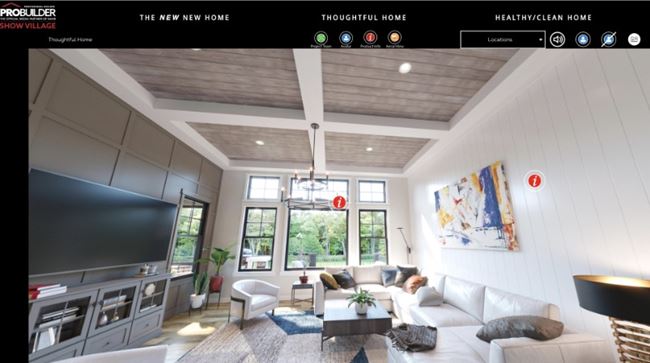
[0,2,56,30]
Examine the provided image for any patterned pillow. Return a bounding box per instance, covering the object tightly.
[395,265,419,287]
[320,272,340,290]
[381,268,398,286]
[403,275,428,294]
[332,270,356,289]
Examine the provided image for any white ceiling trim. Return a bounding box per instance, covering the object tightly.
[293,49,327,173]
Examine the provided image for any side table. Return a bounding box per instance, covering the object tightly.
[291,280,314,305]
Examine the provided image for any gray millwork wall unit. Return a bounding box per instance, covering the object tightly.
[28,49,223,319]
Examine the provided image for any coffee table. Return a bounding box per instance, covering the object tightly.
[321,299,392,350]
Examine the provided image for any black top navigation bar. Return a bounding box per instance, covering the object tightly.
[1,1,649,48]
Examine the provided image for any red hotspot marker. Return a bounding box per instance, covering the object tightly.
[332,195,347,209]
[524,170,545,191]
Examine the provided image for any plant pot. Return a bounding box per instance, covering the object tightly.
[299,275,309,284]
[210,275,224,292]
[355,303,368,315]
[190,293,206,309]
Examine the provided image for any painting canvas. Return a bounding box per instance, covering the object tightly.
[434,161,518,251]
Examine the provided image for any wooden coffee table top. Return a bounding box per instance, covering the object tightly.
[323,299,391,322]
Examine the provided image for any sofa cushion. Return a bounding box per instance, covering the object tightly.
[410,303,482,328]
[353,265,383,284]
[386,325,488,363]
[319,272,340,290]
[445,326,490,362]
[429,274,446,295]
[416,286,443,306]
[403,275,428,294]
[381,267,398,286]
[325,266,352,277]
[483,287,557,323]
[332,270,356,289]
[395,265,419,287]
[325,288,356,300]
[476,315,564,343]
[357,283,392,300]
[443,276,486,321]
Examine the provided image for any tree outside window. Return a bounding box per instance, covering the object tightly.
[359,210,388,265]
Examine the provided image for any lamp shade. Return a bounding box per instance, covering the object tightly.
[573,275,650,324]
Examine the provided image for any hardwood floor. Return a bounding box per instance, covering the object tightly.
[143,300,312,363]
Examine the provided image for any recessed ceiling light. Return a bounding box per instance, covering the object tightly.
[399,62,412,74]
[191,48,201,51]
[255,140,265,145]
[366,147,373,152]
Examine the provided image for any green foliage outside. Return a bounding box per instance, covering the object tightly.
[286,210,347,268]
[359,211,387,265]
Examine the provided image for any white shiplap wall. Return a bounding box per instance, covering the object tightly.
[407,49,650,357]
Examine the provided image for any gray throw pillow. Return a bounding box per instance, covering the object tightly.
[476,315,564,343]
[395,265,418,287]
[381,268,398,286]
[332,270,356,289]
[416,286,443,306]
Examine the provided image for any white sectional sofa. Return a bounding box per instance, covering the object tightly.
[313,267,611,363]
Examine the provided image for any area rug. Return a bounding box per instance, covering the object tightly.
[177,309,389,363]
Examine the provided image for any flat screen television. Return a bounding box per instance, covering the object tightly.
[29,169,178,276]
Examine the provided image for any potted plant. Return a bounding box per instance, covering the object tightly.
[197,244,236,293]
[190,271,208,309]
[347,288,377,315]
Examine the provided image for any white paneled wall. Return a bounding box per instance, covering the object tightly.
[407,49,650,358]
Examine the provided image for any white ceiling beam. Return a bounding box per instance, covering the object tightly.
[323,112,449,139]
[293,49,326,172]
[230,160,405,177]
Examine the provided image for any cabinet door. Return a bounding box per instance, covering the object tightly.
[129,310,163,344]
[29,341,84,363]
[28,291,97,361]
[82,323,131,355]
[135,276,170,317]
[88,281,141,336]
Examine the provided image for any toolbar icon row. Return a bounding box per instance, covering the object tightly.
[314,31,402,45]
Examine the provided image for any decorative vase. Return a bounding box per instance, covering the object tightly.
[210,275,224,292]
[98,312,108,326]
[299,274,309,284]
[190,293,205,309]
[355,302,368,315]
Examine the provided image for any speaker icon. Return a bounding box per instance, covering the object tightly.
[550,31,565,47]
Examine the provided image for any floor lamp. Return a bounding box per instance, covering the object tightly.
[573,275,650,363]
[396,227,412,265]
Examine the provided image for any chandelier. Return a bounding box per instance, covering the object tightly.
[280,123,331,210]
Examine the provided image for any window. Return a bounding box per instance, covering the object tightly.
[171,197,207,275]
[359,210,388,265]
[290,178,349,201]
[359,180,386,203]
[247,176,280,200]
[239,207,277,271]
[285,209,348,270]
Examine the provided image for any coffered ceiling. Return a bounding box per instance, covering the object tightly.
[53,47,525,175]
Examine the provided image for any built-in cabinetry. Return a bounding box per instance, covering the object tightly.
[28,274,170,362]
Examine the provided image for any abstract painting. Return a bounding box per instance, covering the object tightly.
[434,161,518,251]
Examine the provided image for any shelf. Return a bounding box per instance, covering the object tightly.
[141,291,164,299]
[34,315,85,332]
[100,300,133,312]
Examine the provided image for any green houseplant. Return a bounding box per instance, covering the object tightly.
[347,288,377,315]
[190,271,208,309]
[197,244,236,293]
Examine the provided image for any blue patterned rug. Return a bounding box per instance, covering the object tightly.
[178,308,388,363]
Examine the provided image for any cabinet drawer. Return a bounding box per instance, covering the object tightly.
[30,341,84,363]
[129,310,163,343]
[83,323,130,355]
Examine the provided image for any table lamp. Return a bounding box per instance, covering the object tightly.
[573,275,650,362]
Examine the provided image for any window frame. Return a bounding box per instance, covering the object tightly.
[170,196,209,275]
[289,177,350,202]
[238,206,278,272]
[358,209,389,265]
[284,208,350,271]
[357,179,387,204]
[246,175,281,201]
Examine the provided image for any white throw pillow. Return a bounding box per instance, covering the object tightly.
[416,286,443,306]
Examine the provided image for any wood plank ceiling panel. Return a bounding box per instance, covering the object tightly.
[188,123,312,163]
[321,48,518,122]
[325,132,430,169]
[101,49,304,109]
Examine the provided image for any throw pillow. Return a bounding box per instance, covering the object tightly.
[403,275,428,294]
[395,265,419,287]
[320,272,340,290]
[416,286,443,306]
[332,270,357,289]
[381,268,398,286]
[476,315,564,343]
